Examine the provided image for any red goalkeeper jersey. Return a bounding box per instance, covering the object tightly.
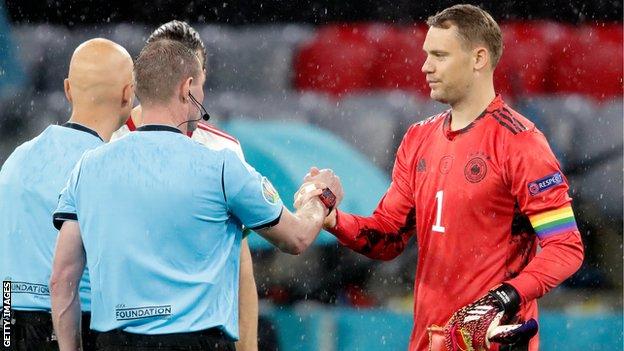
[329,95,584,351]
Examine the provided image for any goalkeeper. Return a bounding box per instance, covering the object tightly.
[302,4,584,351]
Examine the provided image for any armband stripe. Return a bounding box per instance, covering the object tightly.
[529,205,577,238]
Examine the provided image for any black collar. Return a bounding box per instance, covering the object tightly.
[136,125,183,134]
[62,122,103,141]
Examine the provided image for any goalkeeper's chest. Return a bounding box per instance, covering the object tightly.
[409,133,517,236]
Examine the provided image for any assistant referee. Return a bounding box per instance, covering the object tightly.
[0,38,134,351]
[49,39,336,351]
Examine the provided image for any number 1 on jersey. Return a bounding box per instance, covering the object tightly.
[432,190,446,233]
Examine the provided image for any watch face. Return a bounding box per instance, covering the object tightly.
[319,188,336,210]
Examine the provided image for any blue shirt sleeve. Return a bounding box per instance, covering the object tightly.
[222,151,283,230]
[52,157,82,230]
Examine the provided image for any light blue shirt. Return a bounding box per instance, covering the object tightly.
[53,125,283,338]
[0,123,102,312]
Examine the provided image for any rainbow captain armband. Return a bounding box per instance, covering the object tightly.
[529,205,578,239]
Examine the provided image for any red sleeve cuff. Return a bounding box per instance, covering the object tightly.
[327,209,359,247]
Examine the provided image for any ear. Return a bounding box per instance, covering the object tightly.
[474,46,490,71]
[180,77,193,102]
[64,79,72,104]
[121,83,134,108]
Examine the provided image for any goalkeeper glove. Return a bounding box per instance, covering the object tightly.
[444,283,538,351]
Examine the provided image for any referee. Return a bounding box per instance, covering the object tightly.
[0,38,134,350]
[111,20,261,351]
[50,39,336,351]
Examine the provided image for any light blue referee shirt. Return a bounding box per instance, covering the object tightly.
[53,125,283,338]
[0,122,101,312]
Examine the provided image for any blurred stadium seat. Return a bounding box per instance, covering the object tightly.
[495,21,574,99]
[293,23,378,96]
[519,95,596,166]
[205,91,312,122]
[576,99,623,218]
[204,25,313,94]
[108,23,148,58]
[316,93,402,170]
[370,25,429,95]
[267,307,623,351]
[13,24,73,91]
[294,22,622,101]
[549,24,623,100]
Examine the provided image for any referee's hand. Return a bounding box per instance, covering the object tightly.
[293,181,325,210]
[303,167,343,228]
[303,167,344,207]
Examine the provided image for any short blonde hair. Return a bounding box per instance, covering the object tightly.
[427,4,503,67]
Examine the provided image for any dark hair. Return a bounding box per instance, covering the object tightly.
[134,39,202,104]
[147,20,207,69]
[427,4,503,67]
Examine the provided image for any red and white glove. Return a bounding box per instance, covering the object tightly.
[444,284,538,351]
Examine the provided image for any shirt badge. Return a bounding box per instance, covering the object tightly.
[464,156,488,183]
[261,177,280,205]
[527,172,564,196]
[439,156,454,174]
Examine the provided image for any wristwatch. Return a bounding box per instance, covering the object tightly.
[318,188,336,214]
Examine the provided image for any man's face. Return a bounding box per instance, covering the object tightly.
[421,25,474,104]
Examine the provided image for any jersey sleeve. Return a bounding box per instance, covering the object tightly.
[504,128,578,239]
[222,150,283,230]
[327,126,417,261]
[53,157,83,230]
[503,128,584,303]
[232,143,245,162]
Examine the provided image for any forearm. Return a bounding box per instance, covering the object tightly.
[50,222,85,351]
[327,208,415,260]
[506,231,584,304]
[236,240,258,351]
[289,198,327,252]
[259,200,326,255]
[50,280,82,351]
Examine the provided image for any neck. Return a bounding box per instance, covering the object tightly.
[130,105,143,126]
[141,105,187,134]
[449,78,496,131]
[68,106,119,142]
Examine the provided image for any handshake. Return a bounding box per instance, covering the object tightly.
[293,167,344,229]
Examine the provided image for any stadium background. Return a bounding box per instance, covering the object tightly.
[0,0,622,349]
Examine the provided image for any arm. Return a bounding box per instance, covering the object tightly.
[256,193,328,255]
[506,231,583,303]
[50,221,85,351]
[236,239,258,351]
[443,129,582,350]
[503,129,584,303]
[222,151,330,255]
[319,129,417,261]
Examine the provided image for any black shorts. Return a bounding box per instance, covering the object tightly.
[95,328,235,351]
[4,310,97,351]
